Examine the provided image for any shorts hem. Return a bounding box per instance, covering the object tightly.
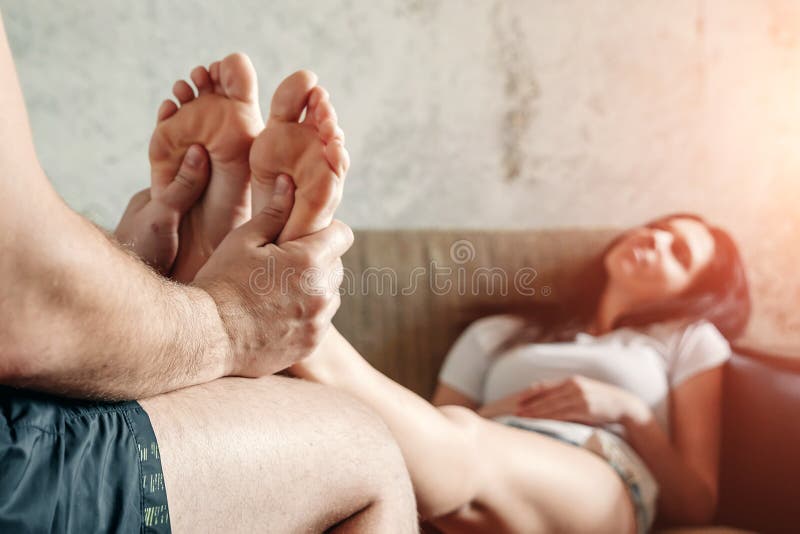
[124,404,172,534]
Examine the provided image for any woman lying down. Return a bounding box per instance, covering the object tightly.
[290,213,750,533]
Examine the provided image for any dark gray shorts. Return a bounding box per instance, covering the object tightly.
[0,386,171,533]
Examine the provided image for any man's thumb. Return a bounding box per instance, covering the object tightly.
[239,174,295,246]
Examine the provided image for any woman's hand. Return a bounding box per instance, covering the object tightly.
[515,375,650,426]
[477,390,528,419]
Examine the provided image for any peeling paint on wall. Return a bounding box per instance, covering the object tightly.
[490,0,539,183]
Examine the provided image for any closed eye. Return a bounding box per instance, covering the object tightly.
[671,237,692,269]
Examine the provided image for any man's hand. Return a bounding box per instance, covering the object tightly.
[114,144,211,274]
[193,174,353,376]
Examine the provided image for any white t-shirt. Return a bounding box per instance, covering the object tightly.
[438,315,731,434]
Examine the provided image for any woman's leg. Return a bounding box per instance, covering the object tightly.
[293,329,636,532]
[431,406,636,533]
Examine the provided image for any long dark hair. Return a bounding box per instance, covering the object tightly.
[490,214,751,351]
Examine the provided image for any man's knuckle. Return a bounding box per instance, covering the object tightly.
[296,249,318,268]
[342,224,354,246]
[312,313,328,332]
[262,243,281,256]
[329,218,350,236]
[174,170,197,190]
[131,189,150,203]
[260,205,287,221]
[330,292,341,312]
[310,316,330,340]
[303,318,323,340]
[307,294,329,315]
[307,331,322,348]
[289,301,306,320]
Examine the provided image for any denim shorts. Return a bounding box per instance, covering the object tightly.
[0,386,171,533]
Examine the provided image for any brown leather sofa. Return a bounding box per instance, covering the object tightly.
[717,348,800,532]
[334,229,800,533]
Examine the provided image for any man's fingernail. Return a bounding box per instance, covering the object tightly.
[274,174,290,197]
[185,145,203,168]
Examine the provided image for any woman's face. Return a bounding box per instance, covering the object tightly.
[603,217,716,306]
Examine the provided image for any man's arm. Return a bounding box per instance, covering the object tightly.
[0,12,228,399]
[0,13,349,400]
[0,181,233,399]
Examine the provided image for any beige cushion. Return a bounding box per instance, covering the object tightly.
[334,228,617,397]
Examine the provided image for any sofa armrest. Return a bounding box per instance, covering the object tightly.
[716,349,800,531]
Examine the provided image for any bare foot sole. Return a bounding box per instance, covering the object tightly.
[249,71,350,243]
[149,52,265,281]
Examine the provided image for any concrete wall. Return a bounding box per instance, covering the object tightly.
[1,0,798,347]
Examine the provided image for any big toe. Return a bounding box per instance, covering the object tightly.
[269,70,318,122]
[219,52,259,103]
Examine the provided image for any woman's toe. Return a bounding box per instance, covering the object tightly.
[191,66,213,95]
[218,52,259,103]
[208,61,224,95]
[156,99,179,122]
[269,69,318,122]
[172,79,195,104]
[324,140,349,177]
[319,118,345,145]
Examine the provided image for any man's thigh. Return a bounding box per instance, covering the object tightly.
[140,375,409,533]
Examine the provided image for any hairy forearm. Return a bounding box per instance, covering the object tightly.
[0,196,231,400]
[620,409,716,525]
[0,14,233,400]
